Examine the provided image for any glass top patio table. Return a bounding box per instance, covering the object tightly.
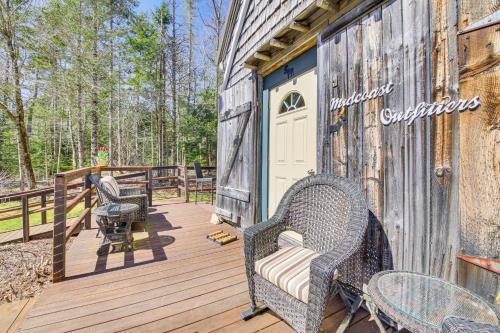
[367,271,499,332]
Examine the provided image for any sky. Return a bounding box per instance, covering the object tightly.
[136,0,227,43]
[137,0,164,12]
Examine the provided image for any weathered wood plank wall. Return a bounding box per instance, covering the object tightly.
[318,0,498,297]
[457,5,499,305]
[318,0,471,282]
[218,0,498,302]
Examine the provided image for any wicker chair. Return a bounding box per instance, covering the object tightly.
[442,316,500,333]
[89,173,148,223]
[243,175,370,333]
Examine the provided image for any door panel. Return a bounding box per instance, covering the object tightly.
[268,68,317,216]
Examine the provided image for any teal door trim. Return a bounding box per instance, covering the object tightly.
[260,89,270,221]
[260,47,317,222]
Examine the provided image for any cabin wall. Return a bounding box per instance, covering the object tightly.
[456,0,499,306]
[317,0,498,288]
[217,0,498,303]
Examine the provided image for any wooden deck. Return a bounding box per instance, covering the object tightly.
[17,200,379,333]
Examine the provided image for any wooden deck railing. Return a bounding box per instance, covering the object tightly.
[49,164,215,282]
[0,181,90,242]
[0,165,216,244]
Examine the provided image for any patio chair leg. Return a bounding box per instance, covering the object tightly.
[195,182,198,204]
[241,304,268,320]
[336,289,363,333]
[211,180,214,205]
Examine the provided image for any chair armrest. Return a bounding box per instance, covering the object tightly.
[244,217,287,263]
[441,317,500,333]
[120,187,144,196]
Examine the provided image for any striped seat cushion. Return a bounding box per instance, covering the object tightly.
[254,246,320,303]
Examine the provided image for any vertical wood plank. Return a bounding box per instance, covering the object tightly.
[361,8,383,219]
[21,195,29,242]
[52,174,67,283]
[401,0,431,274]
[330,31,348,177]
[346,22,364,186]
[458,23,499,258]
[381,0,405,270]
[428,0,461,281]
[317,36,330,174]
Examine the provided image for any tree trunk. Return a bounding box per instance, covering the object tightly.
[56,120,63,173]
[8,38,36,188]
[171,0,178,165]
[90,4,99,163]
[27,70,39,135]
[108,13,114,165]
[76,0,84,168]
[117,52,122,166]
[187,0,194,107]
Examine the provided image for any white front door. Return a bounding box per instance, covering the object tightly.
[268,68,317,217]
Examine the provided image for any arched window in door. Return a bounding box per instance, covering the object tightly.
[279,91,305,114]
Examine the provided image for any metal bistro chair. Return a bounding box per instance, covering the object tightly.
[193,162,214,205]
[242,175,372,333]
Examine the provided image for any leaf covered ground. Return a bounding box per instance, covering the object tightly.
[0,239,52,304]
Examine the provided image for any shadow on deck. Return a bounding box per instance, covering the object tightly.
[17,199,379,333]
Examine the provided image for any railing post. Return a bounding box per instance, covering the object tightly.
[41,193,47,225]
[147,167,153,206]
[21,195,29,242]
[53,174,67,283]
[184,166,189,203]
[84,174,91,229]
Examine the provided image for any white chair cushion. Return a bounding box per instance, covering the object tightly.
[100,175,120,197]
[255,246,321,303]
[278,230,303,248]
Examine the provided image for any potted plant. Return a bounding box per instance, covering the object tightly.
[97,146,109,166]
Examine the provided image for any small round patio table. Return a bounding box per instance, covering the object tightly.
[94,203,139,255]
[365,270,499,333]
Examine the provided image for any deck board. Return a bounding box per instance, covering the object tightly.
[19,200,380,332]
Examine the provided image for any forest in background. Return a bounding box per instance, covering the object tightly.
[0,0,225,190]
